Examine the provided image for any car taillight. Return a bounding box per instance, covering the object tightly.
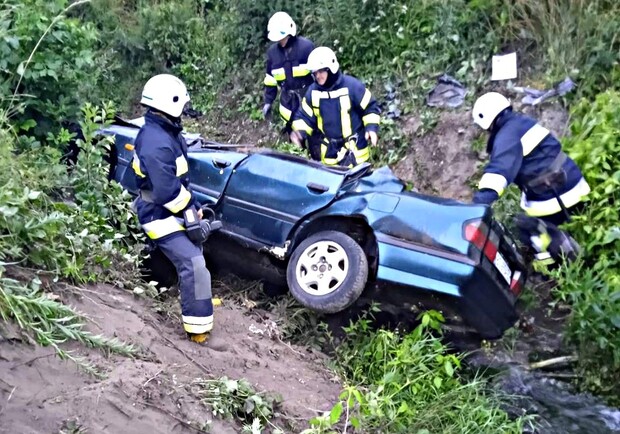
[463,219,499,262]
[510,271,522,296]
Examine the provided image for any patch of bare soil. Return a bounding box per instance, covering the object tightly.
[0,284,340,434]
[394,109,483,201]
[393,101,570,202]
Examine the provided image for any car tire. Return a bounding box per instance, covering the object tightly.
[287,230,368,313]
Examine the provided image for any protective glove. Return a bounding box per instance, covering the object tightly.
[262,103,272,117]
[365,130,378,146]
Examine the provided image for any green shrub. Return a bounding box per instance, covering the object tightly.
[305,312,530,433]
[0,104,142,284]
[0,0,98,136]
[551,90,620,402]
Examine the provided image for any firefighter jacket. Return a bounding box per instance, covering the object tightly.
[264,36,315,122]
[132,111,199,240]
[474,110,590,217]
[292,72,380,165]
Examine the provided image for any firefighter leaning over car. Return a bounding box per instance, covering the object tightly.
[262,12,322,160]
[131,74,215,344]
[471,92,590,265]
[291,46,381,167]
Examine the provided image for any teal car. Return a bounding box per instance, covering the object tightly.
[102,118,527,339]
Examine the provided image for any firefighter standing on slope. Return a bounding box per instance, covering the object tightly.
[262,11,322,160]
[291,46,381,167]
[132,74,214,344]
[471,92,590,265]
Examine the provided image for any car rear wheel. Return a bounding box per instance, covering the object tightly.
[286,230,368,313]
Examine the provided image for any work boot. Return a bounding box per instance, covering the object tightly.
[187,331,229,352]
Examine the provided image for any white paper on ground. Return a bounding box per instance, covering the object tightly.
[491,52,518,81]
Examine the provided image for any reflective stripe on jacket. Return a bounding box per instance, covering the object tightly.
[476,111,589,216]
[132,111,198,239]
[292,72,380,142]
[264,36,315,121]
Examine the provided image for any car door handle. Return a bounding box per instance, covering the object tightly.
[212,158,231,169]
[307,182,329,193]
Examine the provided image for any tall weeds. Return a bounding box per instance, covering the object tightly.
[502,0,620,95]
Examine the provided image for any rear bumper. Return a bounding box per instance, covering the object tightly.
[376,232,524,339]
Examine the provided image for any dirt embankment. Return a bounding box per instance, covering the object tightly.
[393,100,570,202]
[0,284,340,433]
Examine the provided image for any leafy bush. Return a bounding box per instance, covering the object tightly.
[0,0,98,136]
[304,312,530,433]
[0,104,142,284]
[551,90,620,402]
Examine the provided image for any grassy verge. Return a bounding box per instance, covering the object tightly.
[303,311,531,433]
[549,91,620,403]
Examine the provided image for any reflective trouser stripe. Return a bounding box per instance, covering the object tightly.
[164,185,192,213]
[279,104,292,121]
[182,314,214,334]
[478,172,508,196]
[321,140,369,166]
[141,216,185,239]
[520,177,590,217]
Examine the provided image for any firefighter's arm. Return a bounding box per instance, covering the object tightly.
[292,91,317,141]
[263,55,277,108]
[352,80,380,144]
[141,146,194,215]
[474,130,523,204]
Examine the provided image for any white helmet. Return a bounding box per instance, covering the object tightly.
[140,74,190,118]
[267,12,297,42]
[307,46,340,74]
[472,92,511,130]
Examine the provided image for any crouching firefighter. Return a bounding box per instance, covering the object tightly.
[471,92,590,265]
[291,46,381,168]
[132,74,215,344]
[262,12,322,160]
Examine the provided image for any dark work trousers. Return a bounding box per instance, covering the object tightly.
[156,233,214,334]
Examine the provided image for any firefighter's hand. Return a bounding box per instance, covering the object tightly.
[365,130,378,146]
[290,130,304,147]
[197,208,203,220]
[262,103,272,117]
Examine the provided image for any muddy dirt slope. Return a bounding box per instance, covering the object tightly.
[0,284,341,433]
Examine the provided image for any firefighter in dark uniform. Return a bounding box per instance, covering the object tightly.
[262,11,322,160]
[471,92,590,265]
[291,46,381,167]
[132,74,214,343]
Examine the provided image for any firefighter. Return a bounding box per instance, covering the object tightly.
[262,11,321,160]
[471,92,590,265]
[132,74,214,343]
[291,46,381,167]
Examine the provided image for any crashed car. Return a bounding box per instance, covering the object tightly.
[101,118,527,339]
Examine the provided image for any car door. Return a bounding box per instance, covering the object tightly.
[219,152,346,246]
[187,149,249,205]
